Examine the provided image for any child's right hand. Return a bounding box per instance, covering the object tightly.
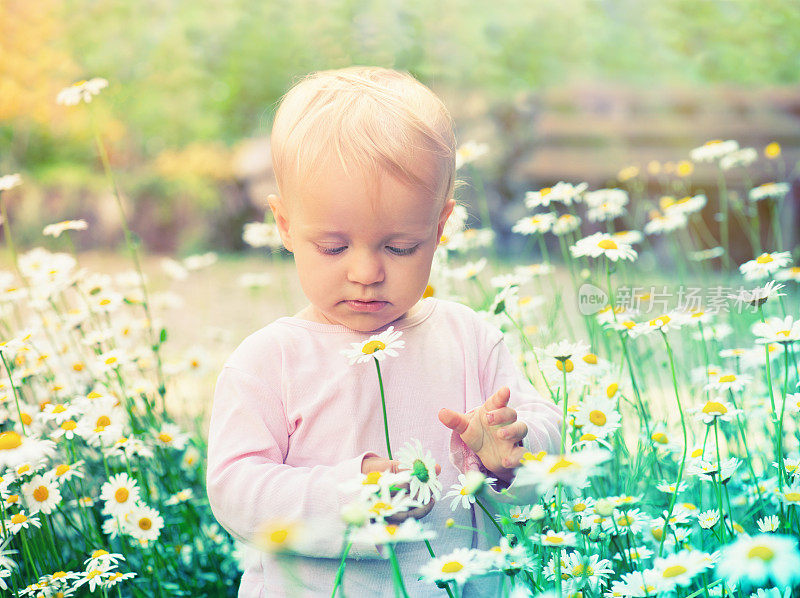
[361,456,441,523]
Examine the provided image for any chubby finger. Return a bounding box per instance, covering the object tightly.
[486,387,511,410]
[438,408,469,435]
[486,406,517,426]
[361,456,400,474]
[495,421,528,442]
[500,445,529,469]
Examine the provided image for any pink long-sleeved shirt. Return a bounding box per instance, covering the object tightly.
[207,297,561,597]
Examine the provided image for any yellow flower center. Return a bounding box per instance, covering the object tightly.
[53,404,66,413]
[91,549,108,558]
[546,536,564,544]
[756,253,774,264]
[115,488,130,503]
[11,513,27,524]
[573,503,587,512]
[556,359,574,373]
[651,528,663,541]
[7,494,19,504]
[606,383,618,398]
[87,391,103,399]
[62,420,77,430]
[158,433,173,443]
[363,471,381,485]
[579,433,597,441]
[617,515,633,526]
[747,545,774,561]
[651,432,668,444]
[96,415,111,427]
[371,501,391,513]
[589,410,607,426]
[385,524,398,535]
[441,561,463,573]
[765,142,781,158]
[718,374,736,383]
[0,431,23,450]
[662,565,687,578]
[650,315,670,327]
[21,413,32,425]
[582,353,598,365]
[362,340,386,354]
[783,492,800,502]
[702,401,727,415]
[597,239,618,250]
[55,464,70,476]
[548,457,574,473]
[777,330,791,337]
[33,486,49,502]
[138,517,152,531]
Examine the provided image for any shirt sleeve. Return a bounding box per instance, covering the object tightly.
[206,365,381,560]
[448,334,562,504]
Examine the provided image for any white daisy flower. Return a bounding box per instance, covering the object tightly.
[664,194,707,216]
[100,473,141,516]
[573,395,621,439]
[182,252,217,271]
[0,173,22,191]
[512,213,556,235]
[570,232,637,262]
[739,252,792,280]
[396,439,442,505]
[756,515,780,532]
[56,78,109,105]
[752,315,800,345]
[534,530,577,548]
[643,210,688,235]
[551,213,582,235]
[444,471,494,511]
[448,258,487,281]
[717,533,800,588]
[341,326,405,365]
[690,139,739,163]
[154,423,190,450]
[525,182,587,208]
[719,147,758,170]
[775,266,800,282]
[749,182,790,203]
[0,431,55,471]
[703,372,751,393]
[696,509,720,529]
[349,518,435,545]
[455,140,489,170]
[4,510,42,534]
[516,450,610,494]
[242,221,283,249]
[419,547,489,586]
[125,503,164,543]
[42,219,88,237]
[21,474,62,515]
[652,550,712,587]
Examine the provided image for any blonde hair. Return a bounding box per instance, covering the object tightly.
[270,66,457,207]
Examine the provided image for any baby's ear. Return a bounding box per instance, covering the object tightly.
[436,198,456,242]
[267,193,293,252]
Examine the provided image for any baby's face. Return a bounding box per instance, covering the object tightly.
[273,159,453,332]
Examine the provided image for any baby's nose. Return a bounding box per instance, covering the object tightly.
[346,251,385,285]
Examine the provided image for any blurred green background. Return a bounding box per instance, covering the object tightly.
[2,0,799,255]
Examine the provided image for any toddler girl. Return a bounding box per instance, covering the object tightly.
[206,66,561,597]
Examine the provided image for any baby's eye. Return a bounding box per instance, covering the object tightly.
[317,245,347,255]
[386,245,419,256]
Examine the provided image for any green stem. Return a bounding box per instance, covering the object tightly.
[657,332,688,557]
[386,544,409,598]
[373,358,392,460]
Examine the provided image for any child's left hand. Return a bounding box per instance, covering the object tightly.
[437,387,528,483]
